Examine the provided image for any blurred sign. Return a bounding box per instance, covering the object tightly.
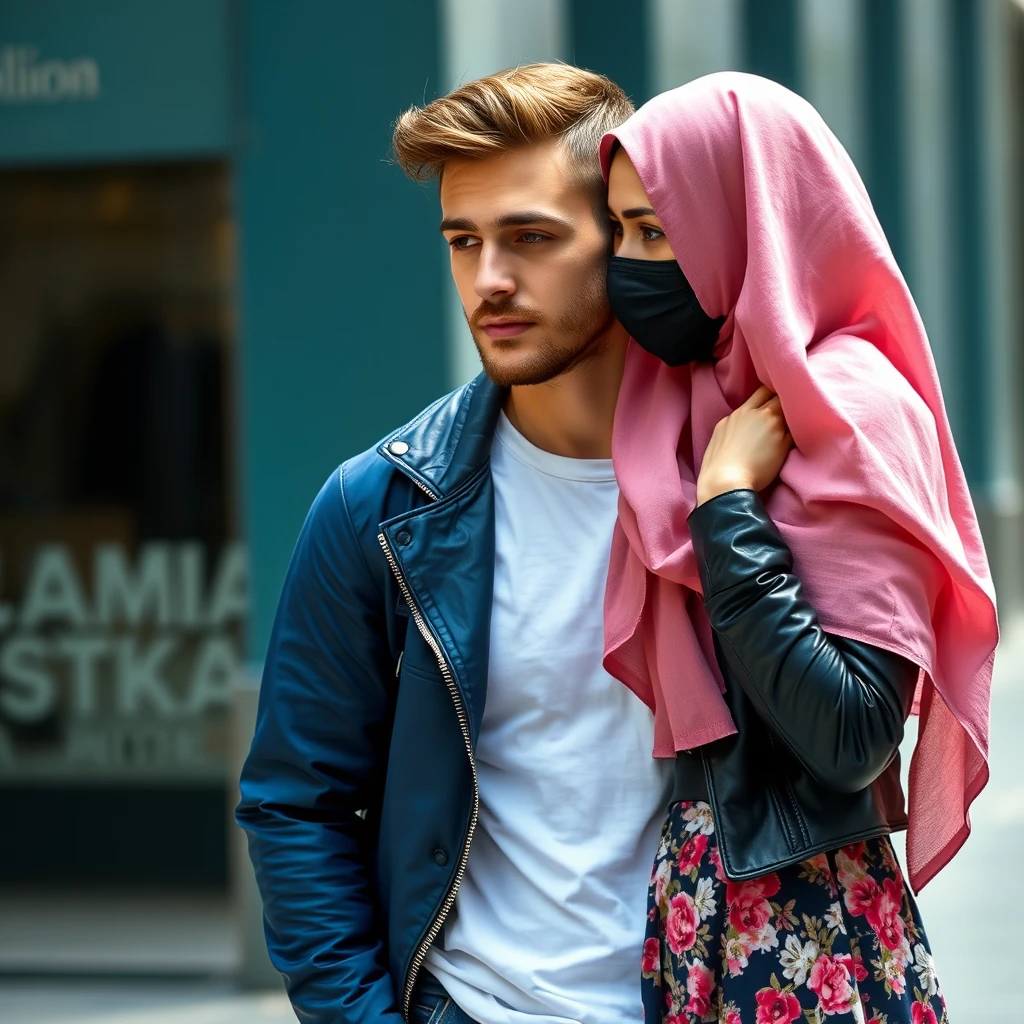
[0,46,101,104]
[0,0,230,165]
[0,542,247,783]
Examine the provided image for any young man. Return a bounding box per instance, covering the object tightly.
[236,64,672,1024]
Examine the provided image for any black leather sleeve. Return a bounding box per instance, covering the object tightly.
[687,489,918,794]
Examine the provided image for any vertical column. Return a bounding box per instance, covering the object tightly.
[903,0,955,394]
[569,0,650,105]
[233,0,447,986]
[649,0,741,93]
[945,0,988,493]
[742,0,803,93]
[862,0,910,275]
[800,0,865,168]
[237,1,447,659]
[978,0,1023,610]
[442,0,568,386]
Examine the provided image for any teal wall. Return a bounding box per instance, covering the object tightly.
[569,0,651,106]
[235,0,448,663]
[742,0,803,95]
[863,0,910,278]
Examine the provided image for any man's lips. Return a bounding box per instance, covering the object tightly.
[479,319,534,339]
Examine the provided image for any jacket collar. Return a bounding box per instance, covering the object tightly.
[376,374,507,501]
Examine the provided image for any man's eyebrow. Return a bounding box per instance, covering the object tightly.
[439,216,476,233]
[439,211,572,233]
[493,211,571,230]
[611,206,658,219]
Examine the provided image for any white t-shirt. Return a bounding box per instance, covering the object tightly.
[424,412,672,1024]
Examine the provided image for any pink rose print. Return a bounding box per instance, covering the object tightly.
[728,890,773,937]
[709,844,728,883]
[864,878,906,951]
[911,1003,938,1024]
[865,877,903,929]
[665,892,700,954]
[685,959,715,1018]
[841,841,867,866]
[726,876,781,933]
[849,951,869,983]
[642,937,661,973]
[808,954,854,1015]
[724,1012,742,1024]
[875,907,906,951]
[725,874,781,903]
[844,876,881,918]
[678,832,709,874]
[754,987,801,1024]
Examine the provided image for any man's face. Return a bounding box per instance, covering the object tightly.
[440,140,615,388]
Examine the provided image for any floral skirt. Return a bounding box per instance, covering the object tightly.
[642,801,948,1024]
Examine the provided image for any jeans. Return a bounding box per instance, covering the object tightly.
[408,972,479,1024]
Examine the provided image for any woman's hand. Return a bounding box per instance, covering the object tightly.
[696,385,794,506]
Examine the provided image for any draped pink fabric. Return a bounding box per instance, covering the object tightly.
[601,72,998,893]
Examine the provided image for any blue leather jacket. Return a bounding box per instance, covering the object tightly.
[236,373,916,1023]
[237,376,507,1023]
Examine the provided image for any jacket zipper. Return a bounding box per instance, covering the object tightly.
[378,531,480,1020]
[381,451,439,503]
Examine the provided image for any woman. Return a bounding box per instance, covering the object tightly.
[601,74,997,1023]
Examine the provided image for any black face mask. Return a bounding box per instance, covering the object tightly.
[606,256,725,366]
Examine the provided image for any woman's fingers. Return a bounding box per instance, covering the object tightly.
[763,394,788,428]
[740,384,776,410]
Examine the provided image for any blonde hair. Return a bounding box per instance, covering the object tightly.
[392,63,633,215]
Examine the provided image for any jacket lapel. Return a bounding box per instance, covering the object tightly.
[379,375,505,743]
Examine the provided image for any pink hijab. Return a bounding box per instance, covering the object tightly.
[601,72,998,893]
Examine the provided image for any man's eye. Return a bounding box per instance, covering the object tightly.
[450,236,480,250]
[520,232,548,244]
[641,226,665,242]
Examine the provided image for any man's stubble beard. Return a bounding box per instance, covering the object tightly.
[468,265,616,388]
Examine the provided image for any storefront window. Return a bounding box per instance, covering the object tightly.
[0,162,241,884]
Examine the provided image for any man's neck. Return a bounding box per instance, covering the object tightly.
[502,327,628,460]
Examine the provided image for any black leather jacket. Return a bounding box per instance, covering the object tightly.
[673,488,919,881]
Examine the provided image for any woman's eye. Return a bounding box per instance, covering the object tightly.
[641,225,665,242]
[609,221,623,236]
[450,236,480,250]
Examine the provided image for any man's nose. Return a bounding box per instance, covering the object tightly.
[473,246,516,302]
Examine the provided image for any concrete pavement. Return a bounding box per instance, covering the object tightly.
[0,981,294,1024]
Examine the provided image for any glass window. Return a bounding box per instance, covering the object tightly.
[0,162,241,885]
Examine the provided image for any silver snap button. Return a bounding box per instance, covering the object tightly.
[389,440,409,456]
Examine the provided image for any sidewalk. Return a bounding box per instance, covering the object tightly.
[0,980,294,1024]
